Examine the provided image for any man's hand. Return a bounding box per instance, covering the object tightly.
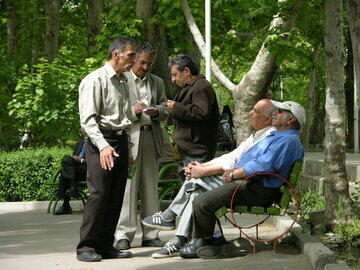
[166,100,175,113]
[128,157,134,165]
[72,155,83,163]
[143,107,159,117]
[134,102,148,115]
[100,146,119,170]
[185,161,205,179]
[222,170,234,183]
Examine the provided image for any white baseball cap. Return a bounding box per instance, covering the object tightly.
[270,100,306,126]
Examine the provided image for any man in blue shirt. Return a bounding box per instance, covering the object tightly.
[179,100,306,259]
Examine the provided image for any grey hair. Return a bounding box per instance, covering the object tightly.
[135,42,156,58]
[107,37,136,60]
[168,54,199,75]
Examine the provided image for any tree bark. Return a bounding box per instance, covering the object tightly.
[304,46,320,148]
[347,0,360,151]
[324,0,353,224]
[31,0,44,72]
[87,0,103,53]
[6,0,17,58]
[181,0,297,142]
[136,0,177,99]
[44,0,59,62]
[186,31,201,70]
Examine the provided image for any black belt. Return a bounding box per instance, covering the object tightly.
[100,129,126,136]
[140,125,152,131]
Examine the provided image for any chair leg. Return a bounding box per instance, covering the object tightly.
[52,199,60,213]
[47,198,54,214]
[273,239,277,253]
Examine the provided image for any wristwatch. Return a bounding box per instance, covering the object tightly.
[229,171,234,181]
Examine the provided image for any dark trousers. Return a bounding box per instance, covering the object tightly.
[192,179,281,238]
[57,156,87,202]
[76,133,128,253]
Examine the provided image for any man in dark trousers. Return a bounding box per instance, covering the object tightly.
[53,138,87,215]
[76,37,136,262]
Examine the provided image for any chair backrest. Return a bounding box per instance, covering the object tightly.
[279,161,303,209]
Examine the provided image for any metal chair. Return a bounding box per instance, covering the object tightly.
[215,162,303,254]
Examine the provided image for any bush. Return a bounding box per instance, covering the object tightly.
[300,188,326,219]
[334,220,360,248]
[0,147,71,201]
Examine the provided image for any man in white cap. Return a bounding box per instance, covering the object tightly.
[179,100,305,259]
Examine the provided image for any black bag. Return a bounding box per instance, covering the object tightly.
[217,119,235,143]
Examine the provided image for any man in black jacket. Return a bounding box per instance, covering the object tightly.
[166,54,219,172]
[53,139,87,215]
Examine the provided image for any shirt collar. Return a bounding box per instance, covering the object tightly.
[253,126,277,140]
[104,62,127,82]
[130,69,148,82]
[270,129,299,137]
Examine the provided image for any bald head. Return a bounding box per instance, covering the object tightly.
[248,99,276,131]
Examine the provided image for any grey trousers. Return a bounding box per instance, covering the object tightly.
[168,175,224,238]
[115,130,160,242]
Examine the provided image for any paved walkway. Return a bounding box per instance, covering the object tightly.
[0,209,313,270]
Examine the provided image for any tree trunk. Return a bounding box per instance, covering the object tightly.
[6,0,17,58]
[107,0,126,4]
[347,0,360,151]
[181,0,235,91]
[31,0,44,73]
[136,0,177,99]
[87,0,103,53]
[324,0,353,224]
[304,46,320,148]
[44,0,59,62]
[181,0,297,142]
[186,31,201,71]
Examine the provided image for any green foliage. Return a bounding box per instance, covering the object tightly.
[351,181,360,202]
[334,220,360,248]
[300,188,326,219]
[0,146,71,202]
[7,55,103,146]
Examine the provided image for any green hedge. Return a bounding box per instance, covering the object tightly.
[0,147,71,202]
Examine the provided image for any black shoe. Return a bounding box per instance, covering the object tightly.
[142,238,165,247]
[53,205,72,215]
[77,251,102,262]
[197,242,243,259]
[99,248,132,259]
[114,239,130,250]
[179,238,208,259]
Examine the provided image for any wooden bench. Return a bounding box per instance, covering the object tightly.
[215,161,303,253]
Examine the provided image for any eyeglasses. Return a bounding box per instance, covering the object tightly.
[277,108,291,114]
[272,109,293,119]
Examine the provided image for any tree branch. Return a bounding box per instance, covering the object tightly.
[180,0,236,91]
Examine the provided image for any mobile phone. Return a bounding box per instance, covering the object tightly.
[143,107,156,112]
